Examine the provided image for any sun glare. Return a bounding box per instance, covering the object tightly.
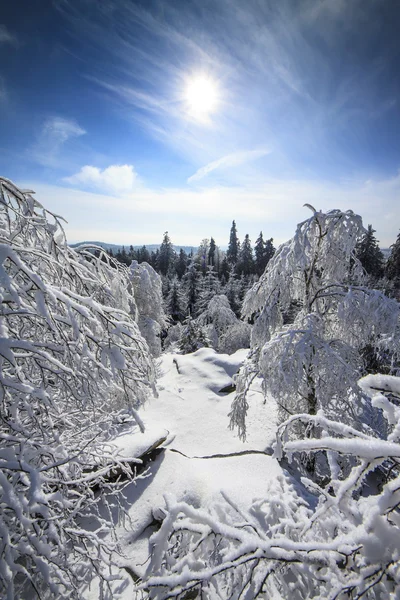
[185,75,219,121]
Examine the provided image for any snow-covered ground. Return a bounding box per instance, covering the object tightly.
[83,348,284,599]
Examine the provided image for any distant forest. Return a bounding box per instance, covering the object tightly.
[101,221,400,324]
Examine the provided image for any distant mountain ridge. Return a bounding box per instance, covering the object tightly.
[70,241,196,254]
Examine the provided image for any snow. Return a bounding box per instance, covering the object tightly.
[82,347,283,599]
[141,348,278,455]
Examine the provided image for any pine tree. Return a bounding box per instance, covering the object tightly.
[255,232,275,276]
[196,239,210,275]
[237,234,254,276]
[138,245,151,263]
[178,316,210,354]
[195,265,221,315]
[182,260,202,316]
[166,277,187,323]
[226,220,240,266]
[355,225,384,279]
[158,231,176,276]
[129,244,136,261]
[223,268,242,316]
[386,230,400,281]
[175,248,188,279]
[220,256,230,281]
[264,237,275,266]
[208,237,216,267]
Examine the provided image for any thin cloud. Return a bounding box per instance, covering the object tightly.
[28,167,400,248]
[30,117,86,167]
[188,148,271,184]
[64,164,138,194]
[0,24,18,46]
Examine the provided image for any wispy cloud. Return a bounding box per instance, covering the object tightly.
[30,117,86,167]
[64,164,138,194]
[28,167,400,248]
[187,148,271,184]
[0,24,18,46]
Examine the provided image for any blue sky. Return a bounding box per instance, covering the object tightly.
[1,0,400,247]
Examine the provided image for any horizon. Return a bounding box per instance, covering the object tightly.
[1,1,400,247]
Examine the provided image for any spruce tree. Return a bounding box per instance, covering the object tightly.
[386,230,400,281]
[166,277,187,323]
[223,268,242,316]
[355,225,384,279]
[158,231,175,276]
[196,239,210,275]
[255,232,275,276]
[138,245,151,263]
[237,234,254,276]
[220,256,230,281]
[182,260,202,316]
[227,220,240,266]
[178,316,210,354]
[208,237,216,267]
[195,265,221,315]
[175,248,188,279]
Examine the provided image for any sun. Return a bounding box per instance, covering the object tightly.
[185,75,219,121]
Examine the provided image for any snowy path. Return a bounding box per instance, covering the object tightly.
[84,348,284,598]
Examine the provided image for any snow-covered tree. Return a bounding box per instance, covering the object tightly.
[195,238,210,275]
[0,177,155,598]
[386,230,400,283]
[223,268,242,316]
[226,220,240,267]
[231,209,399,439]
[178,316,210,354]
[356,224,384,280]
[254,232,275,276]
[166,276,187,323]
[142,373,400,600]
[130,260,167,357]
[195,265,221,316]
[158,231,176,276]
[182,259,202,316]
[175,247,188,279]
[237,233,254,276]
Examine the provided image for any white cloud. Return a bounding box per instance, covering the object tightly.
[23,169,400,248]
[64,164,138,194]
[187,148,271,184]
[0,24,18,46]
[31,117,86,167]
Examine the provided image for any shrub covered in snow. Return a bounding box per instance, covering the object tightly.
[231,209,400,439]
[0,178,155,598]
[178,316,210,354]
[142,374,400,599]
[129,260,167,357]
[196,294,251,354]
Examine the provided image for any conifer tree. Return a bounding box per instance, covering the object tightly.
[166,277,187,323]
[178,316,210,354]
[237,234,254,276]
[386,230,400,282]
[182,260,202,316]
[175,248,188,279]
[355,225,384,279]
[226,220,240,266]
[223,268,242,316]
[158,231,175,276]
[138,245,151,263]
[255,232,275,276]
[208,237,216,267]
[220,256,230,281]
[195,265,221,315]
